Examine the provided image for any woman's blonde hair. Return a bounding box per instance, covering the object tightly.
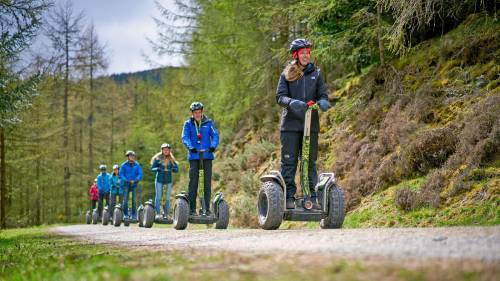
[283,60,304,82]
[150,150,177,166]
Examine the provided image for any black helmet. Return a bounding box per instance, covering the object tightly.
[125,150,135,157]
[160,143,171,149]
[289,38,312,53]
[99,164,107,171]
[190,102,204,111]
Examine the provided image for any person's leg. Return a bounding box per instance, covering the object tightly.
[109,193,116,210]
[97,192,104,217]
[280,131,302,200]
[105,192,110,207]
[91,200,97,209]
[308,132,319,198]
[188,160,200,213]
[131,185,137,219]
[164,183,172,216]
[154,181,162,214]
[203,159,212,213]
[123,185,129,217]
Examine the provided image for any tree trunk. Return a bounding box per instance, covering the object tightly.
[35,157,41,225]
[64,30,71,223]
[88,32,95,183]
[377,4,385,67]
[0,128,6,228]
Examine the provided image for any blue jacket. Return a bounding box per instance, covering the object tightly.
[119,160,143,187]
[181,116,219,160]
[96,172,111,193]
[110,174,122,195]
[151,154,179,184]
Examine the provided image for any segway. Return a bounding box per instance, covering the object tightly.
[257,101,345,230]
[91,208,99,224]
[137,204,145,227]
[113,203,123,227]
[102,205,111,225]
[173,149,230,230]
[85,210,92,224]
[141,199,171,228]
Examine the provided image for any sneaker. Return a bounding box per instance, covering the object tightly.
[286,198,295,209]
[205,210,212,216]
[155,214,162,220]
[189,210,197,217]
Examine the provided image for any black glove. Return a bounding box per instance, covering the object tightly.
[289,99,307,114]
[209,147,216,153]
[189,147,197,153]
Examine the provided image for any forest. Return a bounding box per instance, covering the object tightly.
[0,0,498,228]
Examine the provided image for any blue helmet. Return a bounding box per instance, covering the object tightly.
[289,38,312,53]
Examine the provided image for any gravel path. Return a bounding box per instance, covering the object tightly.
[52,225,500,263]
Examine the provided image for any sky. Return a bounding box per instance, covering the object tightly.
[52,0,184,75]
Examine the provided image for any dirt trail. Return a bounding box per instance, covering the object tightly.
[52,225,500,264]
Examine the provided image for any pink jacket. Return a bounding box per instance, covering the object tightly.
[89,184,98,201]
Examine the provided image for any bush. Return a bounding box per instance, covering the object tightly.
[402,126,458,174]
[394,187,418,211]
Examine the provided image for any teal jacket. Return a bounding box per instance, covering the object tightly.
[150,154,179,184]
[110,174,122,195]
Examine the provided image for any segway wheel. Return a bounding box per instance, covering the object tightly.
[143,204,155,228]
[173,198,189,230]
[85,211,91,224]
[124,218,130,227]
[113,208,123,227]
[257,181,284,230]
[102,209,110,225]
[215,200,230,229]
[92,210,99,224]
[320,184,345,229]
[138,207,144,227]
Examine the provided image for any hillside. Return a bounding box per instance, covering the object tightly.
[214,14,499,228]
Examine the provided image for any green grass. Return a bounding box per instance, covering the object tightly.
[1,227,498,281]
[343,175,499,228]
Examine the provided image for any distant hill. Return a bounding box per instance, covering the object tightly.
[109,66,184,85]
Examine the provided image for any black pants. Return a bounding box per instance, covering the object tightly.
[109,192,123,212]
[280,131,318,199]
[97,192,110,217]
[188,159,212,212]
[91,200,97,210]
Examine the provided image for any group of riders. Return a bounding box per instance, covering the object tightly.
[89,101,219,222]
[87,38,331,221]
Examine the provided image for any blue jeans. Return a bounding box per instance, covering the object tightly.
[155,182,172,215]
[122,183,137,218]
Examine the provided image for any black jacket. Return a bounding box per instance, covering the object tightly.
[275,65,329,132]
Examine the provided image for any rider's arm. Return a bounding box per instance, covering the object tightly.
[119,165,127,182]
[150,159,159,172]
[170,161,179,173]
[209,122,219,149]
[181,121,194,150]
[135,164,143,182]
[276,73,293,107]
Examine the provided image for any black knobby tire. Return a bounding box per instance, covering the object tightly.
[102,209,110,225]
[143,204,155,228]
[138,207,144,227]
[320,184,345,229]
[85,211,91,224]
[113,208,123,227]
[215,200,230,229]
[257,181,284,230]
[92,210,98,224]
[173,198,189,230]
